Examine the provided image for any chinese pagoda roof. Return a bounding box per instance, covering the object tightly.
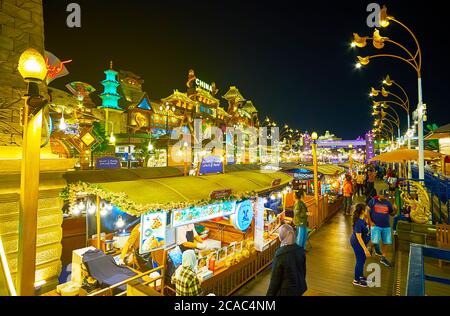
[241,100,258,114]
[222,86,245,103]
[162,89,197,105]
[193,87,220,105]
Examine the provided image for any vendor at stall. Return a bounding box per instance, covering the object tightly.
[118,223,151,270]
[176,223,206,252]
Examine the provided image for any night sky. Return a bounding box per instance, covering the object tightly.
[42,0,450,139]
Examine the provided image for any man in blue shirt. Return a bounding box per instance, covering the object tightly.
[367,189,396,267]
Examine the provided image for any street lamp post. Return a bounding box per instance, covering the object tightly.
[348,144,353,174]
[311,132,319,204]
[352,5,426,180]
[16,48,48,296]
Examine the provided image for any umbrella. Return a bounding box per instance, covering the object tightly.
[369,149,442,163]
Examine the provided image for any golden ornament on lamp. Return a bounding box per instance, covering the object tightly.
[352,33,368,48]
[373,29,388,49]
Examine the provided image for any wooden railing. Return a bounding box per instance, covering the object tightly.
[201,239,280,296]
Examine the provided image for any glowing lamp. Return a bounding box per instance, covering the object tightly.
[311,132,318,140]
[109,132,116,144]
[59,117,67,131]
[115,215,125,228]
[148,143,154,151]
[18,48,47,82]
[71,207,81,217]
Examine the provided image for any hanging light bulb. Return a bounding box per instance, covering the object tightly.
[106,203,113,211]
[115,215,125,228]
[71,206,81,216]
[77,200,86,211]
[100,208,108,217]
[59,109,67,131]
[87,201,96,215]
[109,132,116,144]
[270,194,276,200]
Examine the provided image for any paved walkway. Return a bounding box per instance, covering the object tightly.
[235,182,395,296]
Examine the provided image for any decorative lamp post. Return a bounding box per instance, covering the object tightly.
[311,132,319,204]
[16,48,48,296]
[352,5,426,180]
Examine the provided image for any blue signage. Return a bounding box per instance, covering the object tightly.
[96,156,121,169]
[231,200,254,231]
[199,155,223,175]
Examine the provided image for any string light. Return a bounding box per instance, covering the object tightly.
[115,215,125,228]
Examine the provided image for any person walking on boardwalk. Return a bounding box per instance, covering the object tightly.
[267,224,307,296]
[356,171,365,197]
[293,189,310,248]
[367,189,396,267]
[350,203,371,287]
[343,174,353,216]
[366,168,377,196]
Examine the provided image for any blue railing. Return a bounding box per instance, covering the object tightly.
[406,244,450,296]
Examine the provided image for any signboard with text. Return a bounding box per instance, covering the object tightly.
[199,155,223,175]
[172,201,236,228]
[254,197,265,252]
[95,157,121,169]
[209,189,232,200]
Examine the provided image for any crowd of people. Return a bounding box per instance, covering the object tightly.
[346,163,410,288]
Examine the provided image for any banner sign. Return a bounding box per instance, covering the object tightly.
[253,197,265,252]
[172,201,236,228]
[199,155,223,175]
[209,189,232,200]
[95,157,121,169]
[140,211,166,254]
[64,123,79,136]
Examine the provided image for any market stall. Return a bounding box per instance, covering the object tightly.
[283,164,345,205]
[54,169,292,296]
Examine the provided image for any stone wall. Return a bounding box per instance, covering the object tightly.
[0,0,45,146]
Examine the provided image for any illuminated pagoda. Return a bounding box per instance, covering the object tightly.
[99,61,122,111]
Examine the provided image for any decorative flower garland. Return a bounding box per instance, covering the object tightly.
[61,181,257,217]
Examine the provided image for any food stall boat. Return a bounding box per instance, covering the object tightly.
[282,164,346,227]
[54,168,292,296]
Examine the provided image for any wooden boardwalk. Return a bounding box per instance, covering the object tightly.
[235,205,394,296]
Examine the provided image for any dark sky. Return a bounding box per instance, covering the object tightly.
[42,0,450,139]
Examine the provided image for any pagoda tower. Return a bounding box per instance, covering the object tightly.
[99,61,122,133]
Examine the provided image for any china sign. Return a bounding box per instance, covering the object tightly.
[199,155,223,175]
